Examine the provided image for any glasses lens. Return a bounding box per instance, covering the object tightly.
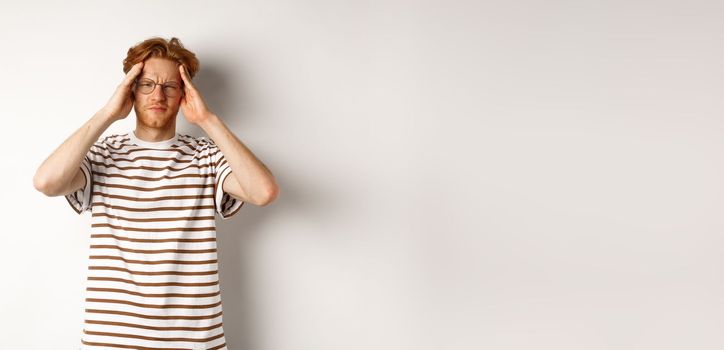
[163,84,181,97]
[137,79,155,94]
[134,79,182,97]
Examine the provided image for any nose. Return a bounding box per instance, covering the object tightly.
[150,84,167,101]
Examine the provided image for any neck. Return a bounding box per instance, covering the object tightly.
[134,122,177,142]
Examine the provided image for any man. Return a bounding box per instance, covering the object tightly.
[33,37,279,350]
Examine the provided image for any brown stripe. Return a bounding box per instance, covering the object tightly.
[91,202,215,212]
[85,298,222,310]
[95,172,213,182]
[176,140,212,154]
[231,202,244,214]
[178,136,211,147]
[89,161,213,172]
[94,180,213,192]
[92,212,215,222]
[83,329,224,343]
[90,245,216,254]
[221,190,230,208]
[89,266,218,276]
[101,136,131,145]
[88,276,218,287]
[216,158,228,170]
[97,134,213,151]
[92,145,196,157]
[209,343,226,350]
[65,191,82,214]
[90,234,216,243]
[222,195,233,213]
[81,339,226,350]
[65,156,95,214]
[223,201,245,218]
[89,148,220,164]
[92,192,214,202]
[85,318,222,331]
[86,287,220,298]
[85,308,221,320]
[91,223,216,232]
[178,141,206,151]
[100,135,124,143]
[213,169,225,211]
[88,341,226,350]
[89,255,217,265]
[95,138,132,151]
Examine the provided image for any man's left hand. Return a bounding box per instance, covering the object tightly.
[178,64,213,125]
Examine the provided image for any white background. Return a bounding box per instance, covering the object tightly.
[1,0,723,349]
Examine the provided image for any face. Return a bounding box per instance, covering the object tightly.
[132,57,183,128]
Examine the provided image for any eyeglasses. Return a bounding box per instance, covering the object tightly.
[133,78,184,98]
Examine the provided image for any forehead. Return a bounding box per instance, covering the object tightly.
[140,57,180,81]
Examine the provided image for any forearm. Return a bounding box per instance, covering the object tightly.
[198,113,277,203]
[33,109,115,196]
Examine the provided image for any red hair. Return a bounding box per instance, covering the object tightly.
[122,37,199,79]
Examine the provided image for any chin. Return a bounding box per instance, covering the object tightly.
[137,112,176,128]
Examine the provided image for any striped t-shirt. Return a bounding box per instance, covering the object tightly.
[65,130,244,350]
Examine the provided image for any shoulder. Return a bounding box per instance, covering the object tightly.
[177,134,218,153]
[91,133,131,153]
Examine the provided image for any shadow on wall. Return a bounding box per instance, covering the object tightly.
[186,56,342,350]
[180,56,257,128]
[185,58,268,350]
[216,206,272,350]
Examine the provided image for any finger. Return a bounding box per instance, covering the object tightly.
[127,61,144,77]
[179,64,193,88]
[123,62,144,86]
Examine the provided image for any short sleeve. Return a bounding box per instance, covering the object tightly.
[64,154,93,215]
[208,140,244,220]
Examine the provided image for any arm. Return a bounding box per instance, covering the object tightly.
[200,114,279,206]
[33,61,145,197]
[177,64,279,206]
[33,110,115,197]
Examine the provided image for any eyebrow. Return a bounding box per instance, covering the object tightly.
[140,74,180,84]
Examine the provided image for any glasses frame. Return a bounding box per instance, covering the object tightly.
[133,78,185,98]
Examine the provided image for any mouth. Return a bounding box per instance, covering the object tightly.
[149,107,167,112]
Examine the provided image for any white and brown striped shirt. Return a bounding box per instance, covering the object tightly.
[65,130,243,350]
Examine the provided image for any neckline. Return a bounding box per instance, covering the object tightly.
[128,129,179,149]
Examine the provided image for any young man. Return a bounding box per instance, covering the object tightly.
[33,37,279,350]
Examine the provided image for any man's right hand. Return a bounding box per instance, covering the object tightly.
[33,61,146,198]
[100,61,144,121]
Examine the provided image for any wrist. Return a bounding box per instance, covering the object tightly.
[197,112,219,130]
[94,108,119,124]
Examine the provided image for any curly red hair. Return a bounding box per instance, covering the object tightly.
[122,36,199,80]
